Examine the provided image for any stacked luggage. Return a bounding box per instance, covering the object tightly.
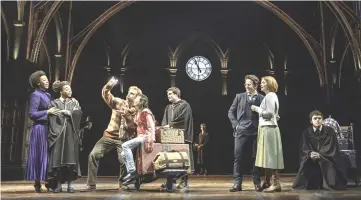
[338,123,360,186]
[135,128,192,192]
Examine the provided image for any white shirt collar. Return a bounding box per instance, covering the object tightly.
[313,125,322,132]
[247,91,258,96]
[59,97,70,103]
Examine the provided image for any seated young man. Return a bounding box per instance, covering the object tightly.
[121,94,155,183]
[292,110,347,190]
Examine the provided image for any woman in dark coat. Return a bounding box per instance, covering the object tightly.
[47,81,82,193]
[25,71,59,192]
[195,123,209,175]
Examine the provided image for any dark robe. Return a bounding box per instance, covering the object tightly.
[162,99,194,143]
[47,98,82,189]
[292,126,347,190]
[196,132,209,165]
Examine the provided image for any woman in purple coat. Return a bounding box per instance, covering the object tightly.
[26,71,59,192]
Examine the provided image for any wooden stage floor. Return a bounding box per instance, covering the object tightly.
[1,175,360,199]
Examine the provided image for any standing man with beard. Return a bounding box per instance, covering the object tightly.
[80,77,142,192]
[161,87,194,191]
[228,75,264,192]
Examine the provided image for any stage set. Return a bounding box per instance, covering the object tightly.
[2,1,361,200]
[1,176,361,200]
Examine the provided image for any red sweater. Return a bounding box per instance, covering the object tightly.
[136,108,155,141]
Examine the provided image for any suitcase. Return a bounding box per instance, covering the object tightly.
[136,143,191,175]
[155,128,185,144]
[339,124,354,149]
[338,138,349,150]
[340,149,361,186]
[153,151,190,171]
[340,150,357,169]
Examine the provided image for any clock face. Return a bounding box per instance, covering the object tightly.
[186,56,212,81]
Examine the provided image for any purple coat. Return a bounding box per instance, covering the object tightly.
[25,89,52,180]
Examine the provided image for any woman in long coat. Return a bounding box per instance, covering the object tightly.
[26,71,59,192]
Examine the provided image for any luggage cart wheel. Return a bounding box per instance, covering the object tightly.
[135,177,141,191]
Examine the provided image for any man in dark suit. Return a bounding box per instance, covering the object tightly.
[228,75,264,192]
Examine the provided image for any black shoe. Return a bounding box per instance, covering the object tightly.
[44,183,51,192]
[122,171,137,182]
[67,187,75,193]
[34,184,43,193]
[229,184,242,192]
[53,188,61,193]
[254,184,263,192]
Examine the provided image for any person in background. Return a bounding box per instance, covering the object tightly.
[195,123,209,175]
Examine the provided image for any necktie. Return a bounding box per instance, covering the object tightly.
[315,128,320,136]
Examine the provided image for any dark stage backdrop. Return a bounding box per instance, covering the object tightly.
[68,2,361,176]
[69,36,361,177]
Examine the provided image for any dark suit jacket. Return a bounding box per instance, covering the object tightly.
[228,92,264,136]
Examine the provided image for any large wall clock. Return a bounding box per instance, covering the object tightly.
[186,56,212,81]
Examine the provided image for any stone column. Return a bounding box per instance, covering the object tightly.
[221,69,229,96]
[13,20,25,60]
[120,67,126,94]
[169,68,177,87]
[54,54,62,81]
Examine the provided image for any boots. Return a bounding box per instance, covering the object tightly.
[263,170,281,193]
[199,168,204,175]
[261,169,271,190]
[176,175,189,190]
[34,181,43,193]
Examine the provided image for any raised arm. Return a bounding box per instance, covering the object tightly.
[101,79,124,110]
[228,94,239,129]
[29,93,48,121]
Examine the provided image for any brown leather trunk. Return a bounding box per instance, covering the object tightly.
[136,143,191,175]
[155,128,184,144]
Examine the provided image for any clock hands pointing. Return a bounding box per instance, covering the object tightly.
[194,59,202,73]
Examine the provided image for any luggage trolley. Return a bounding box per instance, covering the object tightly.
[133,128,192,192]
[338,123,360,186]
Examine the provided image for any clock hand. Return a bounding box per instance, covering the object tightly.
[194,59,201,73]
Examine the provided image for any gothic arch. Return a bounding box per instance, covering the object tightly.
[1,6,10,62]
[254,1,325,86]
[29,1,63,63]
[53,11,63,53]
[68,1,134,83]
[262,44,275,70]
[168,32,229,70]
[65,1,360,86]
[325,1,361,72]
